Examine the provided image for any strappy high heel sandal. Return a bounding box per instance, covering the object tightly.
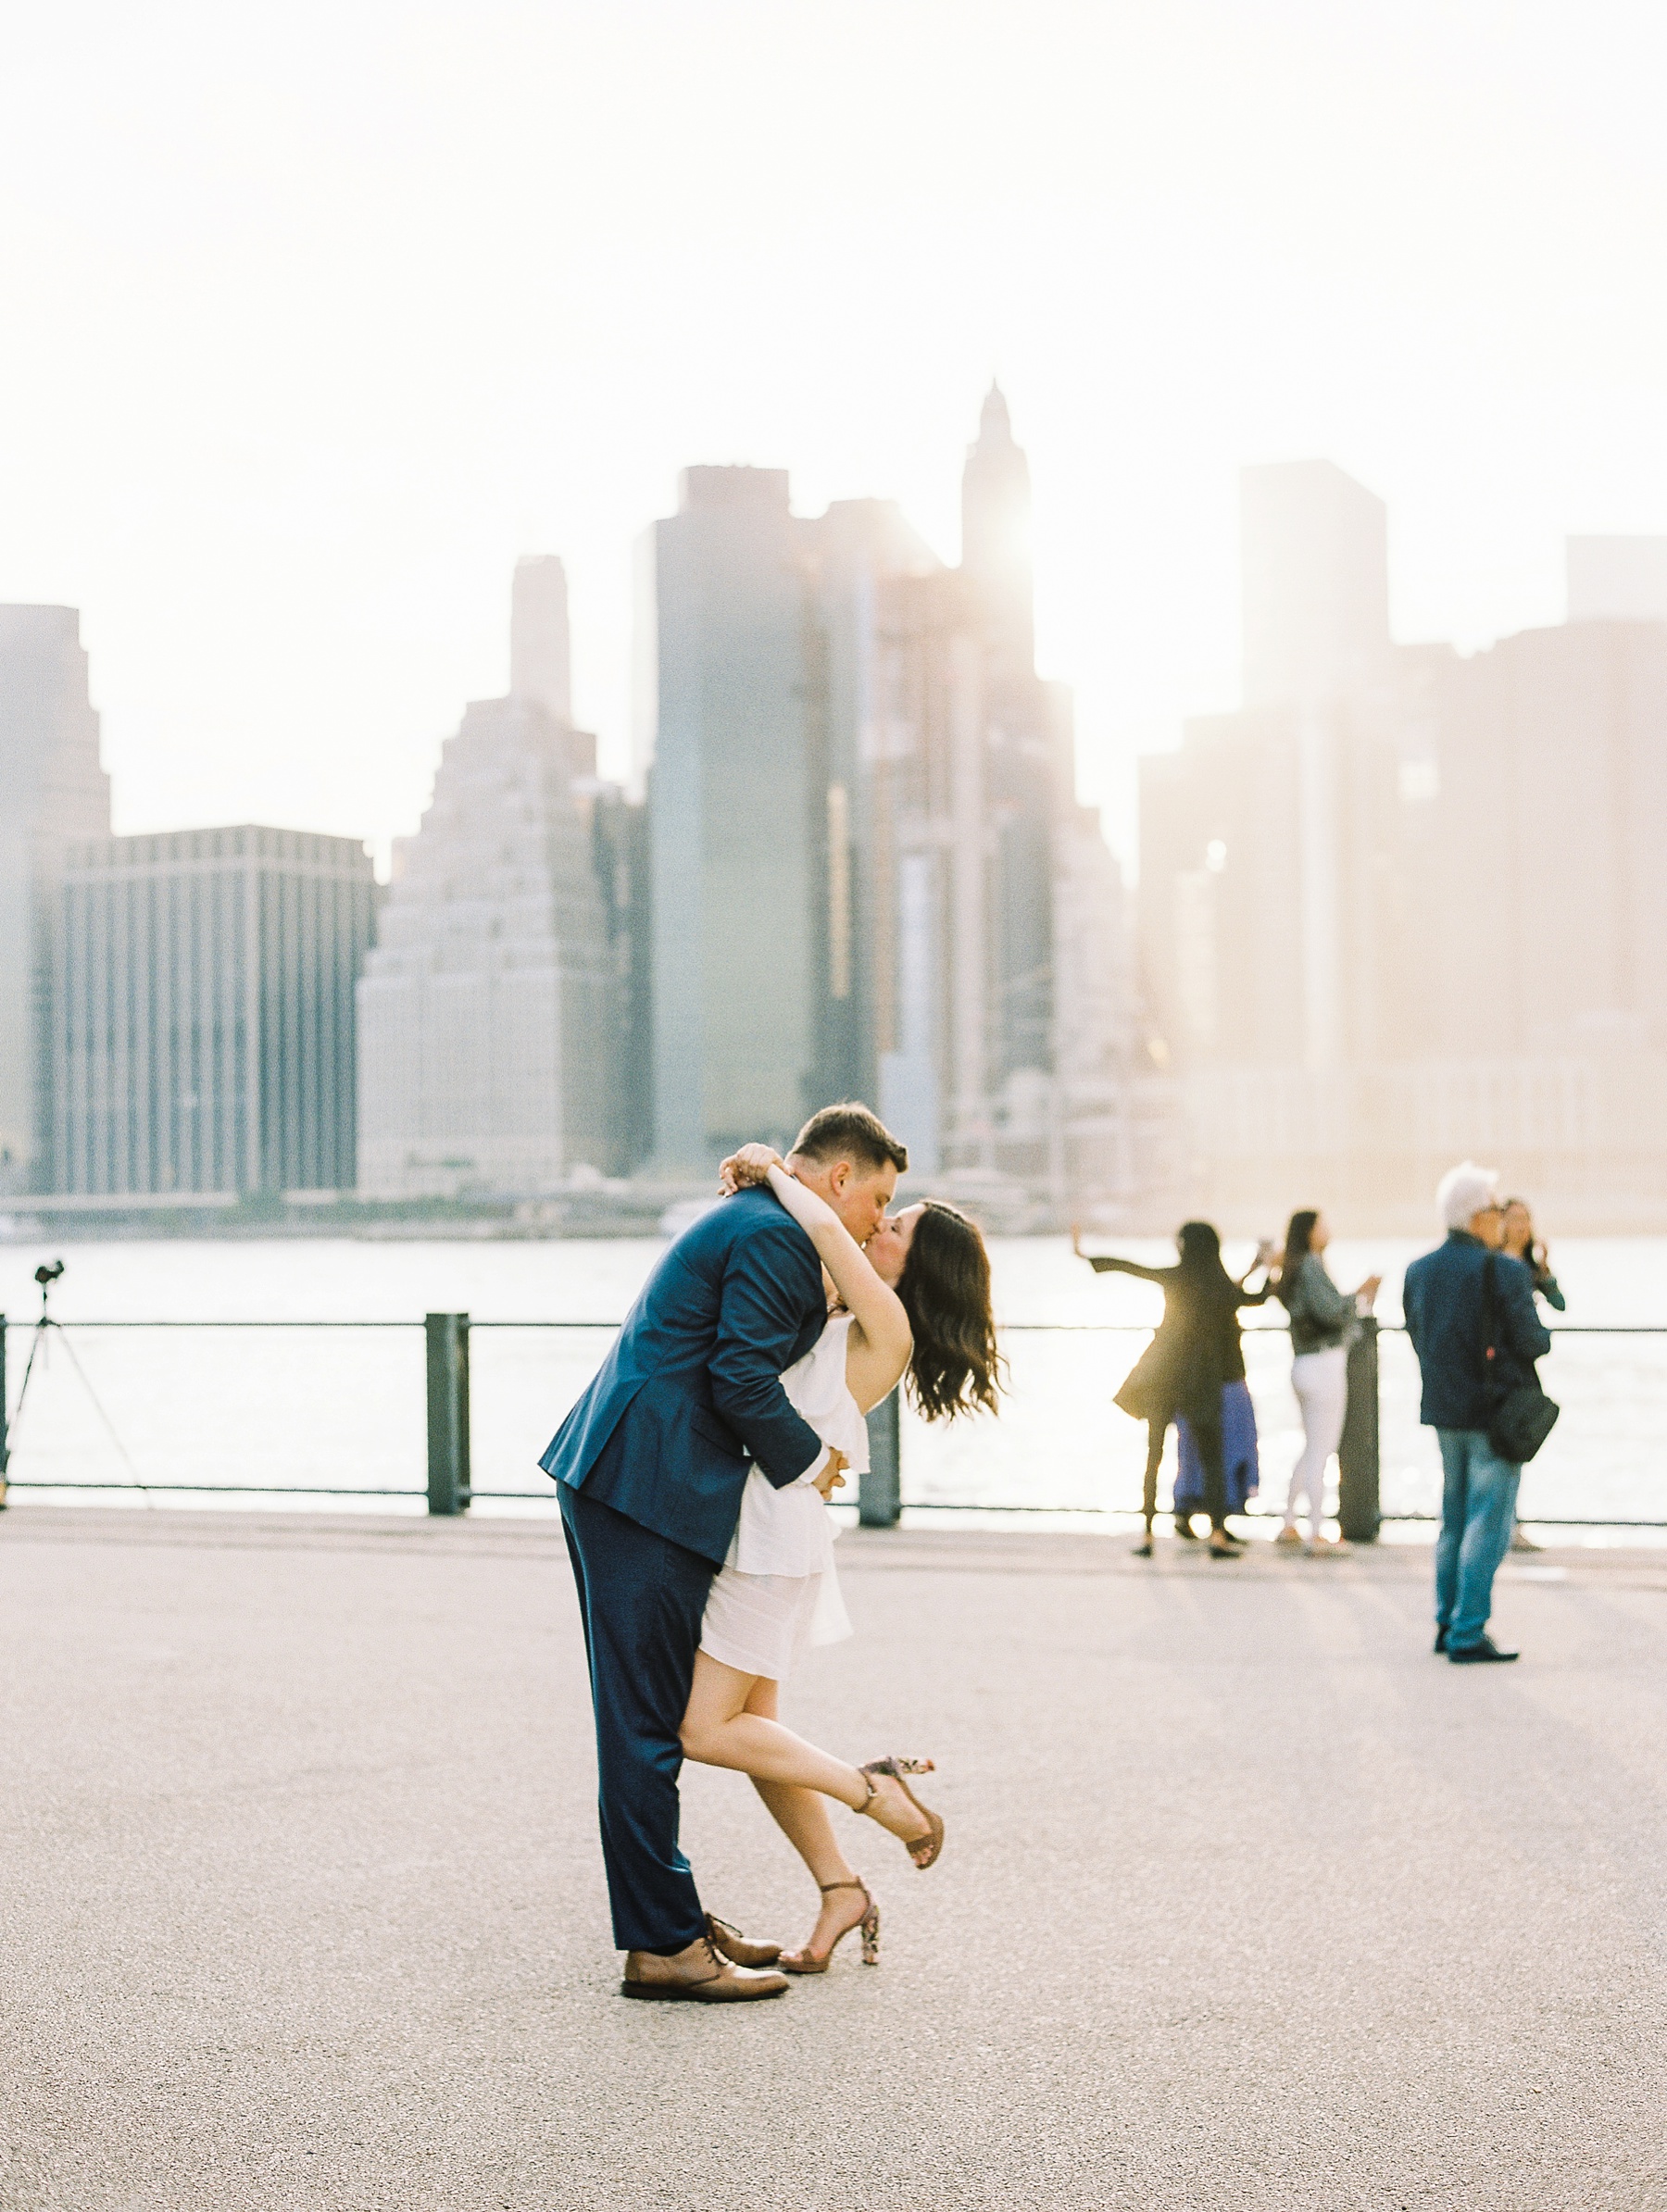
[857,1756,945,1869]
[779,1880,880,1972]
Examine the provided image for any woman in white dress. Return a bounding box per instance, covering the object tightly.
[679,1147,1000,1973]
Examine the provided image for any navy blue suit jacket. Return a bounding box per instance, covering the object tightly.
[539,1188,828,1565]
[1403,1231,1551,1431]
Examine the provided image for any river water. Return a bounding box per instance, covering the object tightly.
[3,1234,1664,1537]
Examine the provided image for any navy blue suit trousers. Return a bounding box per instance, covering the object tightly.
[558,1479,713,1955]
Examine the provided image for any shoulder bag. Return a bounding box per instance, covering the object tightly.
[1482,1254,1560,1464]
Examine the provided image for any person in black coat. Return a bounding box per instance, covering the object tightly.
[1072,1220,1275,1557]
[1403,1163,1552,1663]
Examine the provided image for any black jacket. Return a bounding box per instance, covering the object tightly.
[1092,1256,1274,1424]
[1402,1232,1551,1431]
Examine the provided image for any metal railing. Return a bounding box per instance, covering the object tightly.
[4,1309,1666,1531]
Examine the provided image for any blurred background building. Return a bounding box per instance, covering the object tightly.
[0,607,111,1193]
[634,390,1149,1223]
[1139,469,1667,1228]
[55,826,373,1197]
[356,561,633,1198]
[639,465,828,1170]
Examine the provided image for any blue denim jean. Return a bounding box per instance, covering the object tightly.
[1435,1429,1521,1650]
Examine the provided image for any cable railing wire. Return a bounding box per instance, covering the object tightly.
[8,1318,1664,1333]
[4,1314,1666,1520]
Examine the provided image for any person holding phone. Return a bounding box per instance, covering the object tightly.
[1273,1210,1380,1552]
[1499,1197,1560,1550]
[1501,1198,1563,1310]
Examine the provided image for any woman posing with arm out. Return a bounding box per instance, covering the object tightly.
[1072,1225,1188,1556]
[1073,1221,1269,1558]
[679,1144,998,1975]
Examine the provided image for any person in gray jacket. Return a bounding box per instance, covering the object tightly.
[1274,1210,1380,1550]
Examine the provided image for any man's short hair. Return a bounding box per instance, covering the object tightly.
[791,1102,908,1176]
[1436,1160,1499,1231]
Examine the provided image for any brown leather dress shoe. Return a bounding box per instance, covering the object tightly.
[706,1913,783,1968]
[620,1934,789,2002]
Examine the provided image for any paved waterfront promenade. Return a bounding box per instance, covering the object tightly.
[3,1507,1665,2210]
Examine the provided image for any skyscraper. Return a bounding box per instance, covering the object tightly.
[1140,467,1667,1221]
[1143,461,1396,1081]
[1240,459,1391,709]
[643,468,821,1168]
[868,565,989,1174]
[802,493,942,1119]
[960,382,1035,685]
[357,565,620,1196]
[55,826,373,1195]
[959,385,1061,1102]
[0,606,111,1191]
[1566,536,1667,624]
[511,555,572,722]
[638,393,1134,1208]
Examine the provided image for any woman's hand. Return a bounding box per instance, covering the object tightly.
[718,1143,785,1195]
[813,1448,849,1500]
[1356,1273,1383,1311]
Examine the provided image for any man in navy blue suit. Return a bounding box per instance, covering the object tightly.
[542,1102,907,2000]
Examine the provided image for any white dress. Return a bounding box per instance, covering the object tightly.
[698,1313,865,1681]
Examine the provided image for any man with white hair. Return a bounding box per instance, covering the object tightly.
[1402,1162,1552,1662]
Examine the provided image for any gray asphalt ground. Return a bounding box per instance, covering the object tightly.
[2,1506,1665,2212]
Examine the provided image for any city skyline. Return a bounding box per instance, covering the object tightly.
[6,3,1667,877]
[12,448,1661,1218]
[1,381,1148,1214]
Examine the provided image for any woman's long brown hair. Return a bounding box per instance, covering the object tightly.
[1278,1208,1320,1306]
[896,1201,1002,1421]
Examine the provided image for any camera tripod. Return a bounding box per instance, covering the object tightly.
[0,1260,147,1508]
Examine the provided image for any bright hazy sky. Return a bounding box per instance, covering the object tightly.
[4,1,1664,869]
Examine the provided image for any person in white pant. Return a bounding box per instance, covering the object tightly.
[1274,1210,1380,1551]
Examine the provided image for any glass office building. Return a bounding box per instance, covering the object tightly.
[55,826,375,1195]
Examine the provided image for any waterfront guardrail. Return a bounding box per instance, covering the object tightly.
[3,1310,1666,1532]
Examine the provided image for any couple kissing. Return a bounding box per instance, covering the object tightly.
[540,1103,1000,2001]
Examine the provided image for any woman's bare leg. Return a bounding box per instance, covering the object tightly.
[740,1680,869,1960]
[1137,1419,1165,1552]
[680,1653,867,1804]
[680,1652,934,1855]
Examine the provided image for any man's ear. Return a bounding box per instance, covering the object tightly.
[826,1158,851,1197]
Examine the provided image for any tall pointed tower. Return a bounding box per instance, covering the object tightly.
[960,381,1035,684]
[356,562,617,1195]
[959,386,1056,1099]
[510,555,572,725]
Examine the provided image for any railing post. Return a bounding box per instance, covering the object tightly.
[1337,1315,1380,1542]
[425,1312,471,1516]
[860,1389,902,1527]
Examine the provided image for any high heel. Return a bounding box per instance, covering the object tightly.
[857,1756,945,1869]
[779,1880,880,1972]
